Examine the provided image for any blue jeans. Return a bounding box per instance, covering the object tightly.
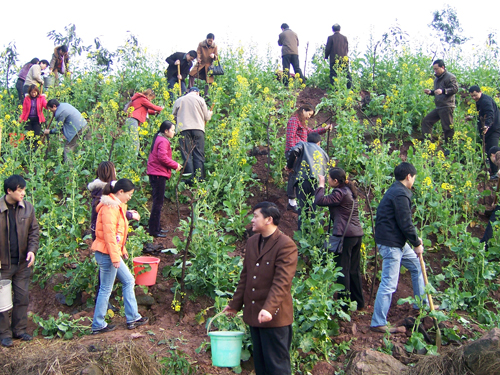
[371,244,425,327]
[92,251,141,331]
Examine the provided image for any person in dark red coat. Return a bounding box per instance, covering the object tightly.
[125,89,163,151]
[19,85,47,147]
[146,121,181,237]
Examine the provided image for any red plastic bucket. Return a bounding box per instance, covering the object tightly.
[133,257,160,286]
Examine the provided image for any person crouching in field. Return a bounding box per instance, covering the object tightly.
[91,179,147,334]
[147,121,182,238]
[19,85,47,148]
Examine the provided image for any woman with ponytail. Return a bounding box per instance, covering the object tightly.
[315,167,365,310]
[91,179,148,334]
[146,121,182,238]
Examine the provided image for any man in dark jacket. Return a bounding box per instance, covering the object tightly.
[278,23,303,84]
[370,163,425,333]
[325,23,351,89]
[468,85,500,179]
[165,51,197,95]
[224,202,297,375]
[421,59,458,143]
[286,133,329,229]
[0,175,39,347]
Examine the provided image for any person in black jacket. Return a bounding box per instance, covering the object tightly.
[286,133,328,230]
[467,86,500,180]
[165,51,197,95]
[315,167,364,310]
[370,162,426,333]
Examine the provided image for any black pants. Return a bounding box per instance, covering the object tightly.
[485,130,500,175]
[329,62,352,89]
[16,78,25,102]
[148,175,167,236]
[282,54,303,84]
[421,107,454,143]
[297,178,316,230]
[0,262,31,339]
[250,325,292,375]
[337,236,365,309]
[179,130,205,182]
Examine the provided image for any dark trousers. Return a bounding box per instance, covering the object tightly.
[421,107,454,143]
[24,119,41,136]
[285,151,297,199]
[329,62,352,89]
[337,236,365,309]
[250,325,292,375]
[168,77,187,96]
[16,79,25,102]
[179,130,205,182]
[485,131,500,175]
[282,54,303,84]
[148,175,167,235]
[297,178,316,230]
[0,262,31,339]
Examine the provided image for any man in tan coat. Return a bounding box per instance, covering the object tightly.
[224,202,298,375]
[189,33,218,96]
[278,23,303,85]
[172,87,212,184]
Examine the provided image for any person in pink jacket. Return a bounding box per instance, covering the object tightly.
[146,121,182,237]
[125,89,163,151]
[19,85,47,147]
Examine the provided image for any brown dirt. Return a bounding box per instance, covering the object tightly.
[15,86,488,374]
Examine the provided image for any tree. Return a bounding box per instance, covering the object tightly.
[0,42,19,90]
[429,5,468,51]
[47,24,90,56]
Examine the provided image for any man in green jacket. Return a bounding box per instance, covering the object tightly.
[0,175,39,347]
[421,59,458,143]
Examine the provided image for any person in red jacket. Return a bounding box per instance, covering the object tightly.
[146,121,182,237]
[125,89,163,151]
[19,85,47,148]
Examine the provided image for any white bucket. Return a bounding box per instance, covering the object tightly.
[0,280,13,312]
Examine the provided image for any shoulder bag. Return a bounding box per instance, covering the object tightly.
[208,57,224,76]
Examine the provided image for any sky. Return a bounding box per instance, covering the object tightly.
[1,0,498,72]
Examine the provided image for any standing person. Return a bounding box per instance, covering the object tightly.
[223,202,298,375]
[189,34,218,96]
[421,59,458,144]
[286,133,329,229]
[125,89,163,151]
[91,179,148,334]
[16,58,39,102]
[278,23,303,84]
[315,168,364,310]
[19,85,47,144]
[370,162,426,333]
[285,104,332,212]
[172,87,212,185]
[147,121,182,238]
[0,175,39,347]
[49,45,70,81]
[23,60,49,95]
[44,99,89,163]
[165,51,197,95]
[467,86,500,180]
[325,24,351,89]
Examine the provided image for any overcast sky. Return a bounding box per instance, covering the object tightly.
[1,0,497,71]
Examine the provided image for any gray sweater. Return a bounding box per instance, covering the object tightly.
[50,103,87,142]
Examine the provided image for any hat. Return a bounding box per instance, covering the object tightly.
[189,87,200,92]
[489,146,500,155]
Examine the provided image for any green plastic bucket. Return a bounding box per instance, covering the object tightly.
[207,311,245,368]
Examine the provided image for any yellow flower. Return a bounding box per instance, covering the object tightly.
[263,87,270,94]
[423,176,433,188]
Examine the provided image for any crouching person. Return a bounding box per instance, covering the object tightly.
[223,202,298,375]
[0,175,39,347]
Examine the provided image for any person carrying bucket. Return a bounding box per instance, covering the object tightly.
[0,175,39,347]
[91,179,148,334]
[223,202,298,375]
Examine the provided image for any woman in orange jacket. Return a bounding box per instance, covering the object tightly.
[91,179,148,334]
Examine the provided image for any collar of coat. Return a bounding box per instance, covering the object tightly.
[0,195,26,213]
[99,194,122,208]
[256,228,282,258]
[202,40,216,49]
[87,178,108,192]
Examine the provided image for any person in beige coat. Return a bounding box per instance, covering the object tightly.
[189,33,218,96]
[172,87,212,184]
[224,202,298,375]
[278,23,303,84]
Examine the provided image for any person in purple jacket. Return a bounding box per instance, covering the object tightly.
[147,121,182,238]
[16,58,39,102]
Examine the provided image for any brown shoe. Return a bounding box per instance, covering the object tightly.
[370,325,405,333]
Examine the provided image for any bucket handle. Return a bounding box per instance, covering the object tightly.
[207,310,246,335]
